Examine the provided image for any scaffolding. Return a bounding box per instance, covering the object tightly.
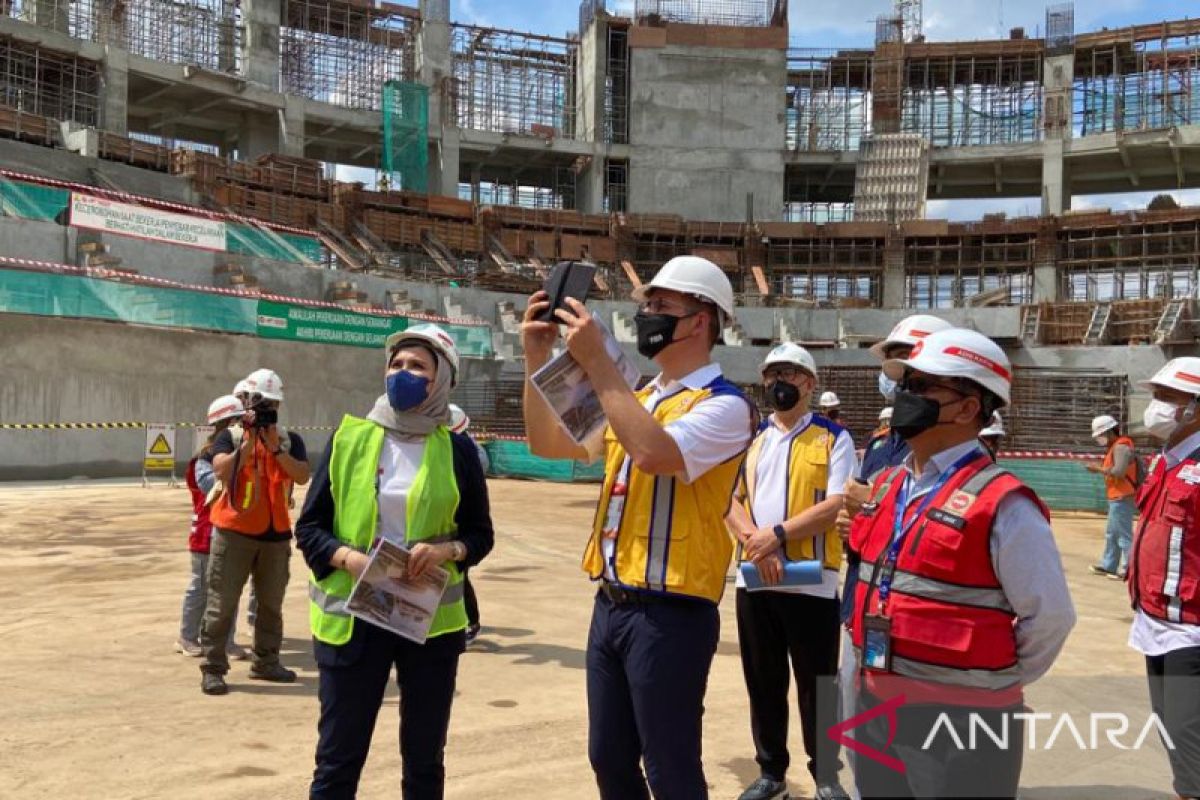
[604,23,629,144]
[451,24,577,139]
[853,133,929,223]
[468,167,578,210]
[900,48,1043,147]
[1058,216,1200,301]
[1074,26,1200,137]
[281,0,416,110]
[0,35,99,126]
[905,232,1036,308]
[604,158,627,213]
[382,80,428,193]
[783,202,854,224]
[633,0,782,28]
[764,232,884,304]
[787,49,872,152]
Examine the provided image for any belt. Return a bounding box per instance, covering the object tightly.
[598,582,671,606]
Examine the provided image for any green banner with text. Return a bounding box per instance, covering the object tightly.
[256,300,409,347]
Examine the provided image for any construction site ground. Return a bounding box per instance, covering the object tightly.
[2,478,1177,799]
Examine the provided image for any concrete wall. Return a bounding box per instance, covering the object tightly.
[0,313,502,480]
[627,42,785,222]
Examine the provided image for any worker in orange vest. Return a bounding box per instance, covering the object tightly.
[1087,414,1139,580]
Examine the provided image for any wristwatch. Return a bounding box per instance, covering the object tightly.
[773,524,787,545]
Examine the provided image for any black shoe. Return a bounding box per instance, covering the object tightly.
[201,673,228,695]
[737,777,789,800]
[815,782,852,800]
[249,663,296,683]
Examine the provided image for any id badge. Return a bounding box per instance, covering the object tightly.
[862,614,893,672]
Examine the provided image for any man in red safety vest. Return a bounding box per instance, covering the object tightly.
[846,327,1076,799]
[1127,357,1200,800]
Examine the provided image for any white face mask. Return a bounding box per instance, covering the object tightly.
[1144,399,1182,441]
[1093,436,1108,447]
[878,371,898,401]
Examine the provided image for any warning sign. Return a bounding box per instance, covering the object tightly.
[143,424,176,471]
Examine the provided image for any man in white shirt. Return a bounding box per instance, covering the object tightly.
[729,343,856,800]
[1127,357,1200,800]
[521,256,755,799]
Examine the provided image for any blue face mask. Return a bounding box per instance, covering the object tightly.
[878,371,898,400]
[386,370,429,411]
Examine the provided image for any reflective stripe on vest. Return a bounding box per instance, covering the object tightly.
[1130,449,1200,625]
[853,646,1022,690]
[856,561,1013,613]
[310,416,466,646]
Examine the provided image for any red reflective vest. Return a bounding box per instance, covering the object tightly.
[849,451,1046,706]
[1129,448,1200,625]
[185,457,214,554]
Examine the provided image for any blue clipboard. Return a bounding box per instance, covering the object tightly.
[739,559,824,591]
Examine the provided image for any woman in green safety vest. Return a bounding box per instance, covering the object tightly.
[296,322,495,800]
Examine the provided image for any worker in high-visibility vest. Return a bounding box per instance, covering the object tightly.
[845,327,1075,798]
[1087,414,1139,580]
[522,256,756,799]
[1126,358,1200,800]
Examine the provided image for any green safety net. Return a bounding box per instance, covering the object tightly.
[0,180,69,222]
[226,224,324,264]
[381,81,429,193]
[998,458,1108,513]
[483,440,605,483]
[0,268,259,332]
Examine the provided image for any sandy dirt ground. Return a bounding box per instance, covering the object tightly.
[0,477,1178,799]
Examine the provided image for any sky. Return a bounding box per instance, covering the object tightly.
[446,0,1200,217]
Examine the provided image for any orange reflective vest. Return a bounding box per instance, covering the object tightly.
[1103,436,1138,500]
[209,435,294,535]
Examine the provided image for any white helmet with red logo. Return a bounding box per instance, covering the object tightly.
[1137,357,1200,397]
[883,328,1012,407]
[243,368,284,402]
[386,323,461,386]
[206,394,244,424]
[448,403,470,434]
[869,314,954,360]
[761,342,817,377]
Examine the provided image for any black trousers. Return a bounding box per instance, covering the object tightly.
[586,590,720,800]
[1146,646,1200,799]
[736,588,842,784]
[853,693,1023,799]
[310,621,466,800]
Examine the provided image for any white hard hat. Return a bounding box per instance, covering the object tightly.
[879,406,893,422]
[761,342,816,377]
[449,403,470,434]
[632,255,736,323]
[883,327,1012,407]
[207,394,244,424]
[1091,415,1119,438]
[819,391,840,408]
[387,322,461,386]
[233,379,251,398]
[869,314,954,360]
[1137,357,1200,397]
[244,368,284,402]
[980,411,1005,438]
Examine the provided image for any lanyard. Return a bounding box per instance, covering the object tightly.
[876,449,983,607]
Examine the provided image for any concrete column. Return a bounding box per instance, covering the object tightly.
[239,112,278,160]
[241,0,282,90]
[280,96,305,157]
[431,126,460,197]
[577,153,606,214]
[881,232,906,308]
[1041,52,1074,216]
[418,0,454,196]
[576,15,607,143]
[101,48,129,136]
[1033,228,1059,303]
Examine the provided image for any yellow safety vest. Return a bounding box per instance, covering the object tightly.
[583,376,753,604]
[738,415,843,570]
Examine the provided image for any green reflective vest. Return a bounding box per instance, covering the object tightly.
[309,414,466,646]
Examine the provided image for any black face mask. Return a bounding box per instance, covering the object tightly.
[766,380,800,412]
[890,390,958,440]
[635,311,686,359]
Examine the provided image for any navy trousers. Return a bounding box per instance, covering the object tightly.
[586,589,721,800]
[310,622,466,800]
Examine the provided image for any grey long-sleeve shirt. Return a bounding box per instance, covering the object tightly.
[1105,442,1133,479]
[901,439,1077,685]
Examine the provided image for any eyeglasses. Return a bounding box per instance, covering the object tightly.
[638,298,701,316]
[901,374,969,398]
[763,366,806,382]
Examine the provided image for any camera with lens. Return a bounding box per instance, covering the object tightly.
[245,404,279,429]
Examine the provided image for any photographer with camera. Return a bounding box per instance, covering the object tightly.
[199,368,311,695]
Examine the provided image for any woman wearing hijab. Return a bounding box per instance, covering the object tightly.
[296,323,494,800]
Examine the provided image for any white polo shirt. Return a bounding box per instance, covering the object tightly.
[589,362,754,582]
[737,411,857,598]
